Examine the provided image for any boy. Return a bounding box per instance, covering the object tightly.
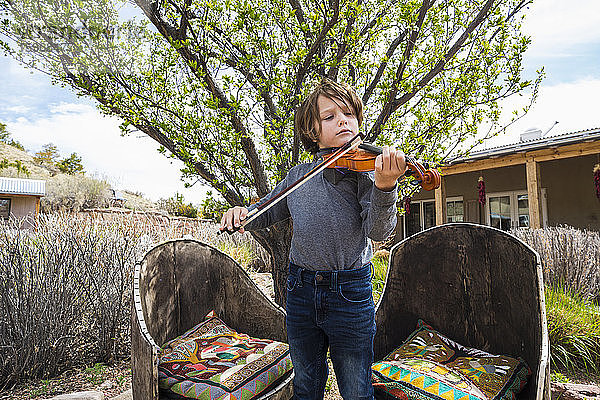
[220,79,406,400]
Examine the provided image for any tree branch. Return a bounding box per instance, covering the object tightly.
[135,0,270,197]
[490,0,532,42]
[362,30,406,104]
[366,0,432,141]
[358,0,400,38]
[327,0,362,80]
[290,0,340,163]
[288,0,309,40]
[368,0,497,141]
[394,0,495,109]
[293,0,340,97]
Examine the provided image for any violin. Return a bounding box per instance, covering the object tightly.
[219,134,440,234]
[322,142,442,191]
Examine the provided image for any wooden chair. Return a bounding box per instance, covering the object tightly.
[374,223,550,400]
[131,239,293,400]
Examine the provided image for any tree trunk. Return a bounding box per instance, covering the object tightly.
[251,219,293,308]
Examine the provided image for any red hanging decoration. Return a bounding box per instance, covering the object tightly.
[594,164,600,200]
[478,176,486,206]
[403,196,411,214]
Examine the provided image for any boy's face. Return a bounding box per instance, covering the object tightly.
[315,94,359,149]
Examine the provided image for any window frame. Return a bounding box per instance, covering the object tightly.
[446,196,464,223]
[484,189,547,230]
[0,198,11,220]
[403,199,436,238]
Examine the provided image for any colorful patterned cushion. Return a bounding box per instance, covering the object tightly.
[158,311,293,400]
[372,320,531,400]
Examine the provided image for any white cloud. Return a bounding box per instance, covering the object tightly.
[49,102,95,114]
[486,78,600,147]
[4,105,31,114]
[7,104,210,204]
[523,0,600,56]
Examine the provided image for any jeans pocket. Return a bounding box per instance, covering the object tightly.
[338,279,372,303]
[286,274,298,292]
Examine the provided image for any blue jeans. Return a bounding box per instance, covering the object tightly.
[286,262,375,400]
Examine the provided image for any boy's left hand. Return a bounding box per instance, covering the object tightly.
[374,146,406,191]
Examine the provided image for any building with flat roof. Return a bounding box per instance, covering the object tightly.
[396,127,600,239]
[0,177,46,222]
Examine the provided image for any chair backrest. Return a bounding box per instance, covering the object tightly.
[131,239,288,400]
[137,239,287,344]
[374,223,550,400]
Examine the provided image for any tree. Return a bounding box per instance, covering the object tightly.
[57,152,85,175]
[0,123,8,142]
[33,143,61,167]
[0,0,540,306]
[0,122,25,150]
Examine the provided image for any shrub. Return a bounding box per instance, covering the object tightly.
[512,226,600,300]
[371,250,389,304]
[199,191,229,222]
[41,174,112,212]
[545,284,600,374]
[0,216,129,387]
[0,212,268,389]
[157,193,199,218]
[215,231,271,273]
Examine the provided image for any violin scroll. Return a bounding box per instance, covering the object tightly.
[404,158,441,191]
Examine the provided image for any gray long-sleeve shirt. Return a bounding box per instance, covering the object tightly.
[246,152,398,271]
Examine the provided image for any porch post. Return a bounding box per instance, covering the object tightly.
[526,159,542,229]
[435,176,446,226]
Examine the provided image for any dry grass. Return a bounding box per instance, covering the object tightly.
[0,142,53,179]
[512,226,600,300]
[0,212,267,391]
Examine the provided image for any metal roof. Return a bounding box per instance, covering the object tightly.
[0,177,46,196]
[448,127,600,165]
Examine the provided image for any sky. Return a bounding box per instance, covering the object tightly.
[1,0,599,204]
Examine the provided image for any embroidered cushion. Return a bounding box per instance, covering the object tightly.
[372,320,531,400]
[158,311,293,400]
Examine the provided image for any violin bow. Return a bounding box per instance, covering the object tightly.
[220,134,364,234]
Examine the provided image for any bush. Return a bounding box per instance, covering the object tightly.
[512,226,600,300]
[157,193,199,218]
[0,213,268,389]
[215,230,271,273]
[371,250,389,304]
[545,284,600,374]
[0,214,138,388]
[199,191,229,222]
[41,174,112,212]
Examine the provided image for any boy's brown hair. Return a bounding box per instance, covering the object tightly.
[294,78,363,154]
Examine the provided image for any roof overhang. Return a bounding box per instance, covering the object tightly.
[0,177,46,196]
[442,128,600,176]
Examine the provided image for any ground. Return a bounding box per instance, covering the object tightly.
[0,359,348,400]
[0,361,132,400]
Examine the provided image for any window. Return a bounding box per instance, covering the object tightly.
[0,198,10,220]
[405,200,436,237]
[486,190,546,230]
[446,198,464,223]
[489,195,512,230]
[517,194,529,228]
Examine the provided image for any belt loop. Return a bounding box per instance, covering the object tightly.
[297,268,304,288]
[330,271,338,291]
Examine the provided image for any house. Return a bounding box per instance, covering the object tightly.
[396,127,600,239]
[0,177,46,221]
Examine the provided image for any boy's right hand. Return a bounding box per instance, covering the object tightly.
[220,206,249,233]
